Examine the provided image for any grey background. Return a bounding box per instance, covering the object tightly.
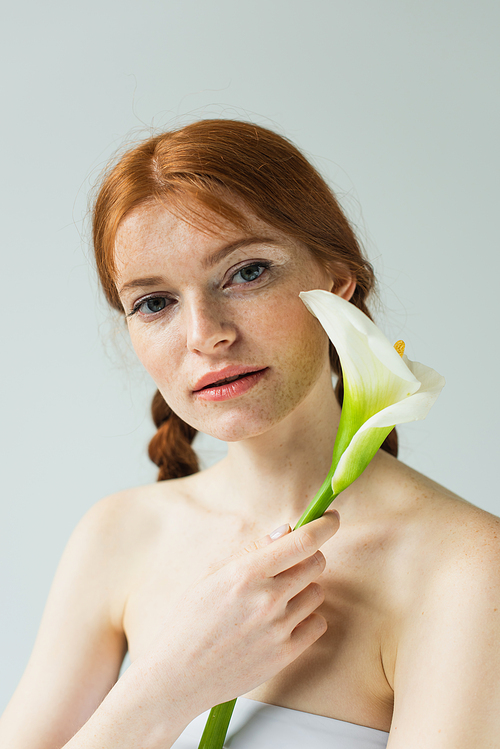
[1,0,498,710]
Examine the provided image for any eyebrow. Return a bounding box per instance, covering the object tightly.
[119,275,166,295]
[202,236,279,269]
[118,236,279,295]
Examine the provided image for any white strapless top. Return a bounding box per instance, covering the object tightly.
[172,697,390,748]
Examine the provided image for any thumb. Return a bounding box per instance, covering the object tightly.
[242,523,291,554]
[205,523,292,574]
[225,523,292,565]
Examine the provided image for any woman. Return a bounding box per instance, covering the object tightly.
[1,119,499,748]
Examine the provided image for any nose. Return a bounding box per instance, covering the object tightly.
[184,295,237,354]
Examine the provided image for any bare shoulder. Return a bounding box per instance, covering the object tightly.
[381,451,499,564]
[69,477,198,608]
[369,453,500,682]
[370,456,500,744]
[79,475,197,556]
[0,478,200,748]
[344,449,500,579]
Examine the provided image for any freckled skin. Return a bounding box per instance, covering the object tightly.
[115,199,336,442]
[110,198,500,740]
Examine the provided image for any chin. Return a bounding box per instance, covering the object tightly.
[185,393,310,444]
[191,412,278,443]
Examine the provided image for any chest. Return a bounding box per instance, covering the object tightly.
[122,523,395,732]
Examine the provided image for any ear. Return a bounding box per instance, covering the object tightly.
[331,277,356,301]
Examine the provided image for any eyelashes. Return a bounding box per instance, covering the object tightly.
[129,296,170,317]
[230,262,269,285]
[127,261,272,320]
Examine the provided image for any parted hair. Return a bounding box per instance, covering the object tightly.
[92,119,397,481]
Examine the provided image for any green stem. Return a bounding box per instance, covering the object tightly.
[197,699,236,749]
[197,461,339,748]
[294,464,338,528]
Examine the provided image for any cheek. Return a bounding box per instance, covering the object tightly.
[128,324,181,387]
[277,309,330,393]
[259,293,328,359]
[247,294,331,404]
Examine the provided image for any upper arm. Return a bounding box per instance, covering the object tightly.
[0,496,129,749]
[388,529,500,748]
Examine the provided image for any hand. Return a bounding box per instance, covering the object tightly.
[145,511,340,716]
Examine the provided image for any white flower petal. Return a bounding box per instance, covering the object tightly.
[404,355,446,394]
[299,289,445,501]
[300,289,419,384]
[355,357,446,431]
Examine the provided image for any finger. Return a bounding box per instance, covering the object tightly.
[287,612,328,657]
[258,510,340,576]
[285,582,325,631]
[242,523,291,554]
[274,548,326,599]
[209,523,292,573]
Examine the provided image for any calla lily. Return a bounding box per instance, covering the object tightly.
[295,289,445,527]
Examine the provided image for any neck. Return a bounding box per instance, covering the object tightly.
[213,373,342,526]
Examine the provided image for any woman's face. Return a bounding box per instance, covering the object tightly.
[114,198,351,442]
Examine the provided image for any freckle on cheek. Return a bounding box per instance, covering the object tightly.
[133,293,330,440]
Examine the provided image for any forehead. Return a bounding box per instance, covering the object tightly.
[116,199,242,257]
[114,197,303,281]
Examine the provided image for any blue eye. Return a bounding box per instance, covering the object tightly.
[134,296,168,315]
[232,263,268,284]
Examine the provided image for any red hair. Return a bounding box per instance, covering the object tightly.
[92,119,397,480]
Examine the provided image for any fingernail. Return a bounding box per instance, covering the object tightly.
[269,523,290,540]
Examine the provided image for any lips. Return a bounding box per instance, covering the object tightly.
[193,365,267,392]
